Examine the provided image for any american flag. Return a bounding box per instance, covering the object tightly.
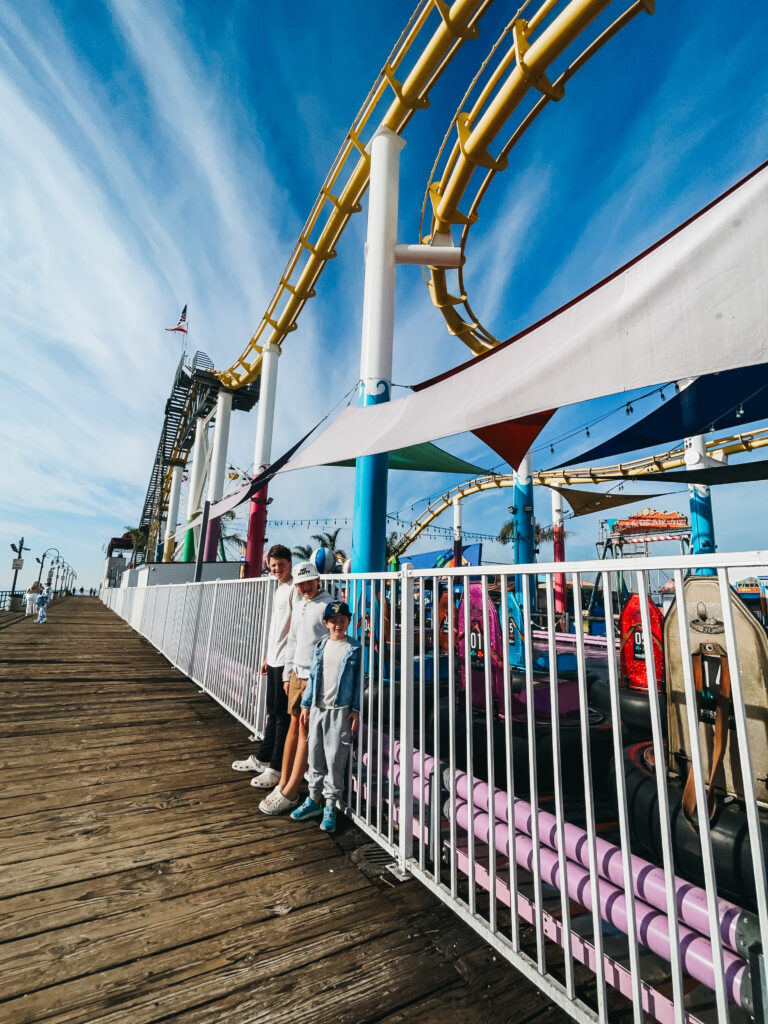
[165,305,188,333]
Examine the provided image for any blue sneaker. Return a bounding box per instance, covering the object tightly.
[320,804,337,832]
[290,797,322,822]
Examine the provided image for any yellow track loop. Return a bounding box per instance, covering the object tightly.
[391,427,768,556]
[216,0,496,389]
[217,0,652,388]
[424,0,654,353]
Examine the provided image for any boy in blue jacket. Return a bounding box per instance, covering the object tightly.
[291,600,361,833]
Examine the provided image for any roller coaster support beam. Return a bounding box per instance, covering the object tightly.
[203,390,233,562]
[352,127,405,573]
[246,343,281,577]
[551,487,566,623]
[512,453,536,609]
[453,496,462,567]
[162,465,183,563]
[183,416,208,562]
[685,434,717,576]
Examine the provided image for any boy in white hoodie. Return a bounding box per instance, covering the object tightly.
[259,561,332,815]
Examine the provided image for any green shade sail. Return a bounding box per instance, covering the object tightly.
[332,441,489,475]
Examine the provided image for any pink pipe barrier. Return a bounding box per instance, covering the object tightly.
[361,728,435,778]
[452,799,750,1011]
[451,771,754,958]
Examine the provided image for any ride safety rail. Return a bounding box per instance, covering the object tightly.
[102,550,768,1023]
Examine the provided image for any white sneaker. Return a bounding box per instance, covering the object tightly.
[259,786,299,816]
[250,768,281,789]
[232,755,267,773]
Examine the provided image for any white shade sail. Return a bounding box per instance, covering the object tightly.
[283,161,768,475]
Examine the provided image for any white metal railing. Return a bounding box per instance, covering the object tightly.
[103,551,768,1023]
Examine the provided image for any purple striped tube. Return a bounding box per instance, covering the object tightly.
[451,770,754,957]
[452,800,750,1010]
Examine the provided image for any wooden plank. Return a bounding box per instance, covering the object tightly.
[0,599,582,1024]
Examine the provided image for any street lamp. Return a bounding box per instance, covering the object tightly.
[36,547,60,584]
[52,557,63,595]
[9,536,31,595]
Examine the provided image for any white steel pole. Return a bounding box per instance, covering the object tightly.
[186,416,208,521]
[203,389,233,561]
[181,415,208,563]
[551,487,567,622]
[252,343,280,472]
[351,126,405,572]
[452,496,463,566]
[162,465,184,562]
[246,342,281,576]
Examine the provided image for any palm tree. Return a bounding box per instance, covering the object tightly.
[220,510,246,561]
[384,531,401,560]
[497,520,559,548]
[310,528,347,563]
[292,543,313,560]
[123,526,147,568]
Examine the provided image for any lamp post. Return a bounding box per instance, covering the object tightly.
[37,547,60,584]
[10,536,31,595]
[52,557,62,596]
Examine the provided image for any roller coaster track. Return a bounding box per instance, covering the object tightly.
[390,427,768,556]
[215,0,653,389]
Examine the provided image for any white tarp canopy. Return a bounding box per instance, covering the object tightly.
[283,161,768,474]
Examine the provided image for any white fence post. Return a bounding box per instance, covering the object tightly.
[398,566,414,876]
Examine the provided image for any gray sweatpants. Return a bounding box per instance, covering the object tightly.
[307,705,353,804]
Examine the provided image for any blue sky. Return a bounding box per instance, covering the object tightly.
[1,0,767,587]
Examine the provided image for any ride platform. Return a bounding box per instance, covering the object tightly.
[0,599,577,1024]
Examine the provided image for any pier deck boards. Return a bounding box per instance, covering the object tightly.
[0,600,571,1024]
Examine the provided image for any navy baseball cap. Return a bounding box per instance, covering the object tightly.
[324,600,351,619]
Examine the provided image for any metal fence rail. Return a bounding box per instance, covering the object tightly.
[103,551,768,1023]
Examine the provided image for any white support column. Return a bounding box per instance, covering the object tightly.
[207,390,233,505]
[246,342,281,576]
[351,127,406,572]
[452,496,463,566]
[203,389,233,561]
[252,343,281,472]
[186,416,208,521]
[162,465,183,562]
[551,487,566,620]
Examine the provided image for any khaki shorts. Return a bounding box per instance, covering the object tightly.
[286,671,308,717]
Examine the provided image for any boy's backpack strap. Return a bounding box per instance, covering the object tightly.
[681,642,732,830]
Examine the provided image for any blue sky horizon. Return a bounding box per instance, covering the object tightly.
[1,0,768,588]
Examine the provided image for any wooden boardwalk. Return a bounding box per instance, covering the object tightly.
[0,599,571,1024]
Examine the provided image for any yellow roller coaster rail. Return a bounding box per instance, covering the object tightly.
[390,427,768,557]
[215,0,653,389]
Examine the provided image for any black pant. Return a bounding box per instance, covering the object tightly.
[258,665,290,770]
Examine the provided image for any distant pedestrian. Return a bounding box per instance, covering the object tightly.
[25,583,41,616]
[35,584,52,623]
[79,586,84,595]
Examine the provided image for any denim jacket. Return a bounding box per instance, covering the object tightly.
[301,634,362,711]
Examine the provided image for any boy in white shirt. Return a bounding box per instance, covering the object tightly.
[259,561,332,815]
[231,545,296,788]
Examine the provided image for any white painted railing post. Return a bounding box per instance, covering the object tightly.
[398,566,414,875]
[202,581,220,692]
